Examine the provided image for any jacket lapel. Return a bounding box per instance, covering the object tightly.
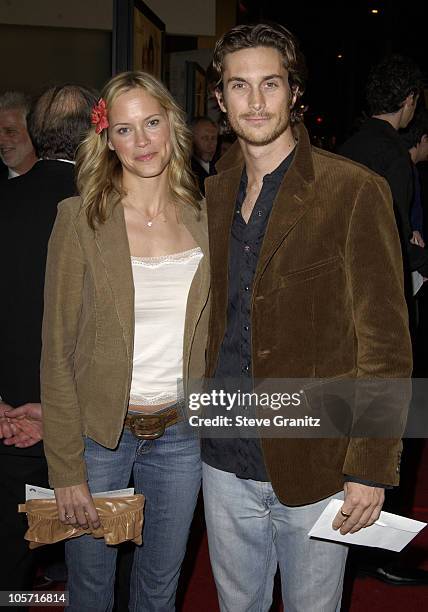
[180,202,210,326]
[94,200,134,358]
[206,162,243,335]
[205,125,316,370]
[207,124,316,306]
[180,203,208,259]
[180,203,210,381]
[255,124,315,283]
[93,195,211,372]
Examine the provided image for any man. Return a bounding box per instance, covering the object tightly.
[0,85,97,600]
[190,115,218,194]
[340,61,428,586]
[201,23,411,611]
[0,91,37,179]
[401,108,428,248]
[405,112,428,380]
[340,55,428,284]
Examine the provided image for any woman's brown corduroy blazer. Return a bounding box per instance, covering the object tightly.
[41,197,209,488]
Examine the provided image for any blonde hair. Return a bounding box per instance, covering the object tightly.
[76,71,200,228]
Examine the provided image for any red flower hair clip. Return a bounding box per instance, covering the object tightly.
[91,98,109,134]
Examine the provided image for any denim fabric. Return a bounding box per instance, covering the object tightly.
[202,463,348,612]
[66,419,201,612]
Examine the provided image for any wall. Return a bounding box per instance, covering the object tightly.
[198,0,236,48]
[168,49,214,113]
[0,0,112,30]
[145,0,215,35]
[0,0,217,35]
[0,0,226,93]
[0,24,111,94]
[0,0,112,93]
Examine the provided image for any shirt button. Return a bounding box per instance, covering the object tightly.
[244,325,249,331]
[244,285,250,291]
[257,209,263,217]
[242,364,250,372]
[244,245,250,252]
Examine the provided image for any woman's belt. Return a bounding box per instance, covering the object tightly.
[124,404,182,439]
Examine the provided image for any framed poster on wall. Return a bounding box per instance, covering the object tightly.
[113,0,165,80]
[186,61,207,119]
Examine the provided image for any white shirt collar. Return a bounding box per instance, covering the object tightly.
[8,168,20,179]
[6,158,74,177]
[43,158,76,165]
[195,157,210,174]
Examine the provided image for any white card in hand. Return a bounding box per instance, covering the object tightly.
[26,484,55,500]
[412,271,424,296]
[308,498,426,552]
[93,488,134,498]
[25,484,135,501]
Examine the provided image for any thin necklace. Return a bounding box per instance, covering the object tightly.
[129,203,170,227]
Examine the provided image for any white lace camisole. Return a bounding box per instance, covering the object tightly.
[129,247,203,405]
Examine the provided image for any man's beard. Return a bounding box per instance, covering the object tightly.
[227,110,291,146]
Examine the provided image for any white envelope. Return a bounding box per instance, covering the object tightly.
[26,484,135,501]
[308,498,426,552]
[412,271,424,296]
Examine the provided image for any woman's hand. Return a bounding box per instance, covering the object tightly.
[55,483,101,531]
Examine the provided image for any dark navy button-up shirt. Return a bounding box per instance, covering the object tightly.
[202,150,295,481]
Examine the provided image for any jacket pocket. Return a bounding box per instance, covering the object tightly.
[279,256,341,287]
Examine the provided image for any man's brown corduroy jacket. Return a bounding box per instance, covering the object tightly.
[204,123,412,506]
[41,197,209,488]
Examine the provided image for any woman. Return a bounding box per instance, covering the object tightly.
[41,71,209,611]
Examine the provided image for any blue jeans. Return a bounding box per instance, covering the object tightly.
[203,463,348,612]
[65,418,201,612]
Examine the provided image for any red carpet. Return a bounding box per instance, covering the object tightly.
[178,520,428,612]
[346,511,428,612]
[31,442,428,611]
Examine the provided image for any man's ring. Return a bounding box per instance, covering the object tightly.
[340,509,351,518]
[65,513,75,520]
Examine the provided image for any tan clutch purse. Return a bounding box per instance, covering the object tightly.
[18,494,145,549]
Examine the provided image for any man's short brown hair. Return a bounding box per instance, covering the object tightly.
[212,22,307,121]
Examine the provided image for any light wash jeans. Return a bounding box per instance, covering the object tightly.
[65,418,201,612]
[202,463,348,612]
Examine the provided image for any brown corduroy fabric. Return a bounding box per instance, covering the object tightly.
[41,198,210,488]
[205,123,412,506]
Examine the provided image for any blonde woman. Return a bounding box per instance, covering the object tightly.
[41,72,209,611]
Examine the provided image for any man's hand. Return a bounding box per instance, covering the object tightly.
[2,403,43,447]
[55,483,101,531]
[332,482,384,535]
[411,231,425,248]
